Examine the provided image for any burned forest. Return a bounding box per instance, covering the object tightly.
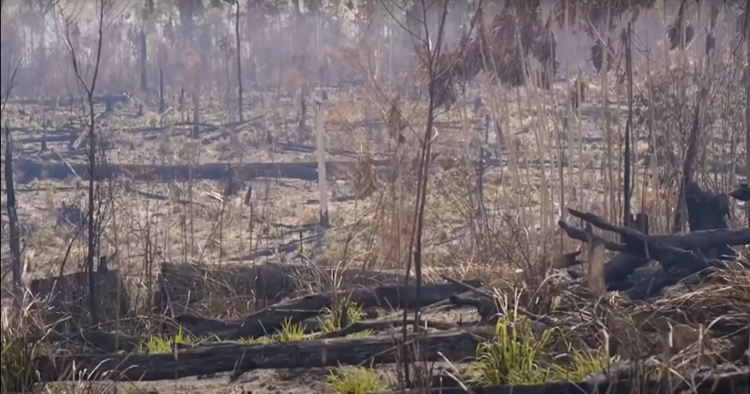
[1,1,749,394]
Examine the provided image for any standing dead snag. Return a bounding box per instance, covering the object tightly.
[4,125,24,311]
[158,66,165,113]
[622,23,634,231]
[233,0,243,122]
[315,96,329,228]
[61,0,111,326]
[584,224,606,297]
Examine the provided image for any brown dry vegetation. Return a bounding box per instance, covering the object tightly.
[1,1,749,394]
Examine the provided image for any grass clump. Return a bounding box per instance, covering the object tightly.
[276,318,306,342]
[473,313,609,385]
[552,348,611,382]
[328,366,387,394]
[320,302,372,337]
[474,313,555,385]
[237,336,274,345]
[1,322,41,394]
[236,319,306,344]
[140,326,201,354]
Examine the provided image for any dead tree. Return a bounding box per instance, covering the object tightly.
[234,0,243,121]
[4,125,24,310]
[62,0,110,326]
[559,183,748,300]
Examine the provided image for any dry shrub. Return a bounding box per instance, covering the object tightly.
[489,257,750,378]
[633,59,746,230]
[375,187,415,271]
[156,262,288,318]
[386,96,407,144]
[29,271,132,333]
[278,66,304,97]
[354,148,379,200]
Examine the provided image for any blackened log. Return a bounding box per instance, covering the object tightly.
[158,261,405,314]
[35,327,493,381]
[316,318,458,339]
[567,209,749,272]
[559,209,750,298]
[179,279,483,339]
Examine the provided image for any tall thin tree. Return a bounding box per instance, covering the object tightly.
[235,0,243,121]
[623,23,633,229]
[61,0,109,326]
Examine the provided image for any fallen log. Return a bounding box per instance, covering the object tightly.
[35,327,493,381]
[367,370,749,394]
[178,279,483,339]
[14,157,325,183]
[315,318,458,339]
[567,209,749,269]
[157,261,406,316]
[14,156,502,185]
[7,93,130,108]
[559,209,750,298]
[559,223,750,254]
[448,295,497,321]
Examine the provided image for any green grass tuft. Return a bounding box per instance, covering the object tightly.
[140,326,201,354]
[473,313,610,385]
[276,318,306,342]
[474,313,555,385]
[319,302,372,337]
[328,366,387,394]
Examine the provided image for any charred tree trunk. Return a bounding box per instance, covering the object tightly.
[158,67,165,114]
[4,126,24,310]
[139,28,147,92]
[235,0,243,122]
[177,279,483,339]
[298,85,308,141]
[623,23,633,231]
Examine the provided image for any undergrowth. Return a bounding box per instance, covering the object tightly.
[328,366,387,394]
[473,313,610,385]
[1,322,41,394]
[319,302,372,337]
[276,318,307,342]
[139,326,203,354]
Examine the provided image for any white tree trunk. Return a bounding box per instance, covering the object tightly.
[315,101,329,227]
